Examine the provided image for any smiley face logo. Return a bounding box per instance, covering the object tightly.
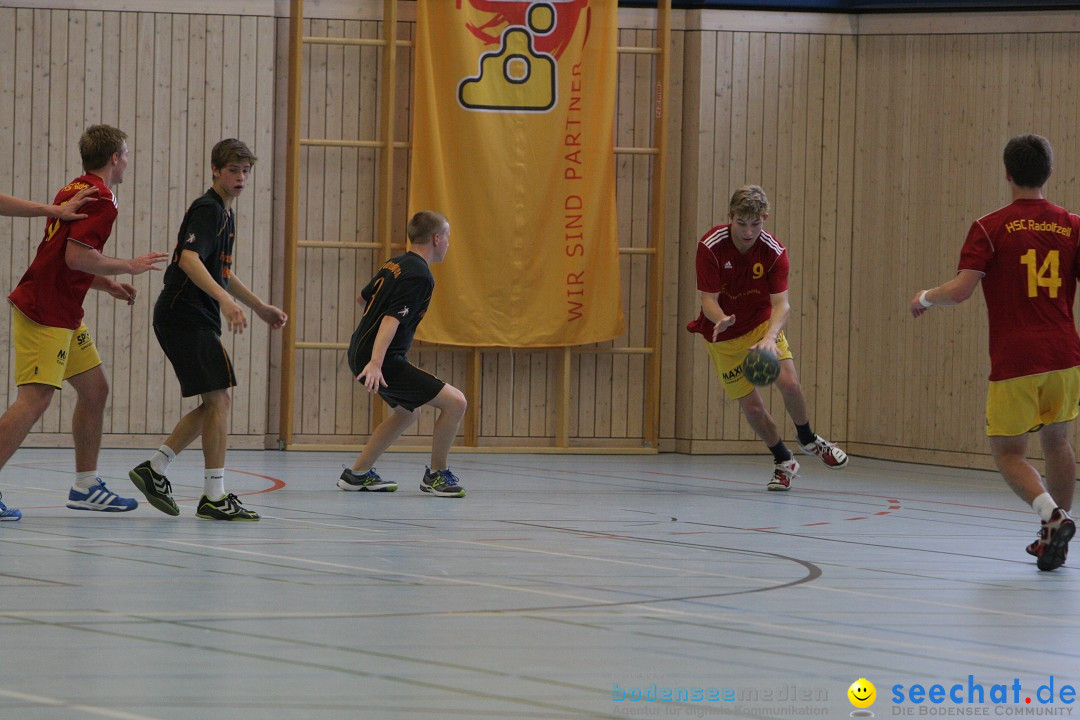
[848,678,876,709]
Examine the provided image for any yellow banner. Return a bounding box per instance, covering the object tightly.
[410,0,624,347]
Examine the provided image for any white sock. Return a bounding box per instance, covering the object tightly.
[204,469,225,500]
[149,445,176,475]
[74,471,99,491]
[1032,492,1058,523]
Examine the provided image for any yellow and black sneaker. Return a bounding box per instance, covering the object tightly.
[128,461,180,516]
[196,493,260,521]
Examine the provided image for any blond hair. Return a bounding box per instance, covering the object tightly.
[728,185,770,220]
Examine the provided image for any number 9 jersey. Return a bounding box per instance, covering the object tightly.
[958,198,1080,381]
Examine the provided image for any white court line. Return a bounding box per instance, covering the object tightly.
[0,688,161,720]
[160,540,1078,669]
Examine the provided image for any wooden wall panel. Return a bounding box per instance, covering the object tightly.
[674,20,856,455]
[0,8,277,450]
[9,3,1080,469]
[848,30,1080,469]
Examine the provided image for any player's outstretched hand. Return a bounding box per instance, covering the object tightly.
[108,282,137,305]
[712,313,736,341]
[256,304,288,330]
[222,298,248,334]
[127,251,170,274]
[55,186,100,221]
[357,361,387,394]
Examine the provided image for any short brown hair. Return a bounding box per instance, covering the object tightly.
[211,138,257,171]
[728,185,770,220]
[407,210,449,245]
[80,125,127,173]
[1004,134,1052,189]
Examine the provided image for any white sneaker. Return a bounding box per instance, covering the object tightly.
[798,435,848,469]
[768,458,799,491]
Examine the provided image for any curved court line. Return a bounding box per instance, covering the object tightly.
[226,468,287,495]
[143,541,1080,668]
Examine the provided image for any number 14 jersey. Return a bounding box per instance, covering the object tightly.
[959,198,1080,381]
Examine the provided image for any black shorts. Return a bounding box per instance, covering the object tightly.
[349,352,445,411]
[154,323,237,398]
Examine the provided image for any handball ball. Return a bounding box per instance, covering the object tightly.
[743,348,780,386]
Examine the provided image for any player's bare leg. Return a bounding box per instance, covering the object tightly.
[64,367,136,512]
[129,402,206,517]
[1039,422,1076,511]
[350,405,418,473]
[737,389,781,446]
[991,433,1044,504]
[774,359,809,426]
[997,430,1077,570]
[67,366,109,474]
[162,404,208,456]
[0,384,54,471]
[427,384,467,471]
[199,389,231,470]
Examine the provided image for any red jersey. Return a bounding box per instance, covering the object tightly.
[8,175,117,330]
[686,224,789,342]
[958,198,1080,381]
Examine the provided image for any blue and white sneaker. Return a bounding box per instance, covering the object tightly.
[66,480,138,512]
[0,492,21,521]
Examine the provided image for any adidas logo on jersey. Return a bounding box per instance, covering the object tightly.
[723,261,733,269]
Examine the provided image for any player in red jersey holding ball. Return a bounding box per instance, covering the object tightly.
[688,185,847,491]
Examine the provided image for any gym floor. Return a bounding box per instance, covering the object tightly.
[0,448,1075,719]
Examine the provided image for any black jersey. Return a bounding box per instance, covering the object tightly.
[154,188,234,331]
[348,251,434,370]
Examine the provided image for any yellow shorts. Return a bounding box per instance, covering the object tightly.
[985,367,1080,437]
[704,319,793,401]
[11,307,102,388]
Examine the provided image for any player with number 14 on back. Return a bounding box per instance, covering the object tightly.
[911,134,1080,571]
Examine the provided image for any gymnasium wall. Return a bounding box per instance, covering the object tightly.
[0,6,278,450]
[847,11,1080,468]
[3,1,1080,470]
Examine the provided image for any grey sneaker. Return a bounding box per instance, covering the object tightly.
[420,467,466,498]
[338,466,397,492]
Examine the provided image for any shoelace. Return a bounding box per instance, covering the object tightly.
[434,470,460,487]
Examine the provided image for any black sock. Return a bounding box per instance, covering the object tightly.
[795,423,816,446]
[769,441,792,463]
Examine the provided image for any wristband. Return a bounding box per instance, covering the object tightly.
[918,290,933,308]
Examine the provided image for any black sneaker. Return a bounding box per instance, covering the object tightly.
[129,461,180,516]
[196,493,260,521]
[1035,508,1075,571]
[420,467,466,498]
[337,466,397,492]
